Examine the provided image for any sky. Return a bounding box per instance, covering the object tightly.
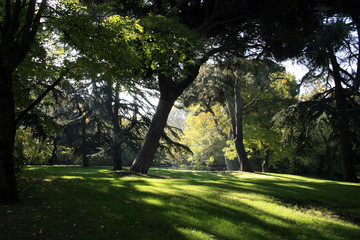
[282,60,308,81]
[282,60,310,96]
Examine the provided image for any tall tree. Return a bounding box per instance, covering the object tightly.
[0,0,48,204]
[1,0,147,203]
[130,0,317,173]
[185,60,296,172]
[276,14,360,182]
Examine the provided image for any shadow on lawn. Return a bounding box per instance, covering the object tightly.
[2,167,359,240]
[173,174,360,225]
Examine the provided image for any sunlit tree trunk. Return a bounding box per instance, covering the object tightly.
[224,85,253,172]
[234,85,253,172]
[131,63,202,174]
[130,97,175,173]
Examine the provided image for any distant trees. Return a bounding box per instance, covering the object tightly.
[180,59,298,172]
[181,104,228,169]
[274,12,360,182]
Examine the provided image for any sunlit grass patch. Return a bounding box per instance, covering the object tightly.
[1,166,359,240]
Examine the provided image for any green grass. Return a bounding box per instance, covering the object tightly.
[1,166,359,240]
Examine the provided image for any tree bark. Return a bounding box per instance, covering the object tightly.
[81,116,89,167]
[78,103,89,167]
[234,85,253,172]
[0,0,47,204]
[262,149,270,172]
[49,137,58,166]
[224,85,253,172]
[130,61,203,174]
[0,68,19,204]
[130,97,176,173]
[330,52,358,182]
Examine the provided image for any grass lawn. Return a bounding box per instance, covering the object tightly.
[1,166,359,240]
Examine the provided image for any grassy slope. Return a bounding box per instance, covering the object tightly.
[0,166,359,240]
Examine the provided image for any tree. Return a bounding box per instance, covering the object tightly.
[275,12,360,182]
[130,0,316,173]
[242,71,298,172]
[1,0,147,203]
[0,0,48,204]
[185,60,297,172]
[182,104,229,169]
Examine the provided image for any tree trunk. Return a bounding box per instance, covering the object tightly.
[224,85,253,172]
[319,131,333,180]
[206,102,234,171]
[112,83,122,170]
[225,126,235,171]
[80,110,89,167]
[337,115,358,182]
[130,61,203,174]
[262,149,270,172]
[0,69,19,204]
[234,86,253,172]
[0,0,47,204]
[330,53,358,182]
[325,144,334,180]
[49,137,58,166]
[130,97,175,173]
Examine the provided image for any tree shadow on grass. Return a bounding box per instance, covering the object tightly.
[2,167,359,240]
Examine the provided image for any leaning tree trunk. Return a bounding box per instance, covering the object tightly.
[130,62,203,174]
[330,53,358,182]
[130,97,175,173]
[0,69,19,204]
[234,86,253,172]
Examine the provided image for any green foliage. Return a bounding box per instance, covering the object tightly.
[138,14,203,78]
[15,128,52,166]
[181,104,228,169]
[222,140,238,161]
[183,61,299,172]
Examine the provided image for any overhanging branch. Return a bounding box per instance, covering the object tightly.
[15,68,70,127]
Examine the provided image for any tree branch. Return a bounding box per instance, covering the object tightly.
[15,69,69,127]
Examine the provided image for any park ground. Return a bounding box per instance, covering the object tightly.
[0,166,359,240]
